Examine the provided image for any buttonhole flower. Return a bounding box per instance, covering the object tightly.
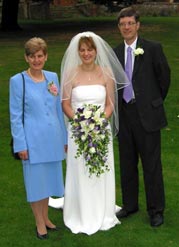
[134,47,144,56]
[48,81,59,96]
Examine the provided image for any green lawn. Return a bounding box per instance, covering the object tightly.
[0,16,179,246]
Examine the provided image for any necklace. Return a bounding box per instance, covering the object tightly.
[88,74,92,81]
[81,64,96,82]
[27,68,44,82]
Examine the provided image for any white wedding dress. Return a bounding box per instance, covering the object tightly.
[63,85,120,235]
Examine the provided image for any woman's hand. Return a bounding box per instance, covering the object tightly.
[18,150,29,160]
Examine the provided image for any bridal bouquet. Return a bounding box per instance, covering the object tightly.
[70,104,111,177]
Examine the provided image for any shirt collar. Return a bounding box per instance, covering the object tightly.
[124,37,138,51]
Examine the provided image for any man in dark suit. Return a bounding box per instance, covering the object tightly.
[114,7,171,227]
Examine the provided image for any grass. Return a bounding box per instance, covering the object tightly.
[0,16,179,246]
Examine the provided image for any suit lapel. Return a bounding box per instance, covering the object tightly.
[115,43,125,69]
[133,37,144,78]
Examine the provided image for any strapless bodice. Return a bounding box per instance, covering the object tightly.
[71,85,106,110]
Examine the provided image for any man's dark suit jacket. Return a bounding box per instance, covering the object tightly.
[114,37,171,132]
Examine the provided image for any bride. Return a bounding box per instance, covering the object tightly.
[60,31,128,235]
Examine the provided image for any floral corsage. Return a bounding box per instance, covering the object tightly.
[134,47,144,56]
[70,104,111,177]
[48,81,59,96]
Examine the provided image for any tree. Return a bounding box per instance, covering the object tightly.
[1,0,21,31]
[0,0,50,31]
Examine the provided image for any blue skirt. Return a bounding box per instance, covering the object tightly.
[22,160,64,202]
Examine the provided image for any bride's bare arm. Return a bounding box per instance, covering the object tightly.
[105,95,113,119]
[105,77,115,119]
[62,99,74,119]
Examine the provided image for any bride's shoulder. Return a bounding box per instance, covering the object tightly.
[97,65,112,74]
[97,66,113,82]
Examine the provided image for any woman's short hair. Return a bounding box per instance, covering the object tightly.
[24,37,47,56]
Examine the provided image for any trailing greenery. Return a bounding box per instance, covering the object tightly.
[0,16,179,246]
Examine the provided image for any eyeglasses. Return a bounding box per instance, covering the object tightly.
[118,22,137,28]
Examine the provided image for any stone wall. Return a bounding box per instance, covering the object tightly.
[1,1,179,21]
[18,1,100,19]
[135,2,179,16]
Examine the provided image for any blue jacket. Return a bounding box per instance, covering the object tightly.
[9,70,67,164]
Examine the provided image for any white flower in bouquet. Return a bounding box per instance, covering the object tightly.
[81,135,87,142]
[83,109,92,119]
[89,147,96,154]
[89,123,95,131]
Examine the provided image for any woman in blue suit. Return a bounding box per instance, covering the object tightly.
[9,37,67,240]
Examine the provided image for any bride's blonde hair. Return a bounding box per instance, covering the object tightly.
[78,36,97,51]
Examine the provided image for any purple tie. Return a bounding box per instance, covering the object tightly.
[123,46,133,103]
